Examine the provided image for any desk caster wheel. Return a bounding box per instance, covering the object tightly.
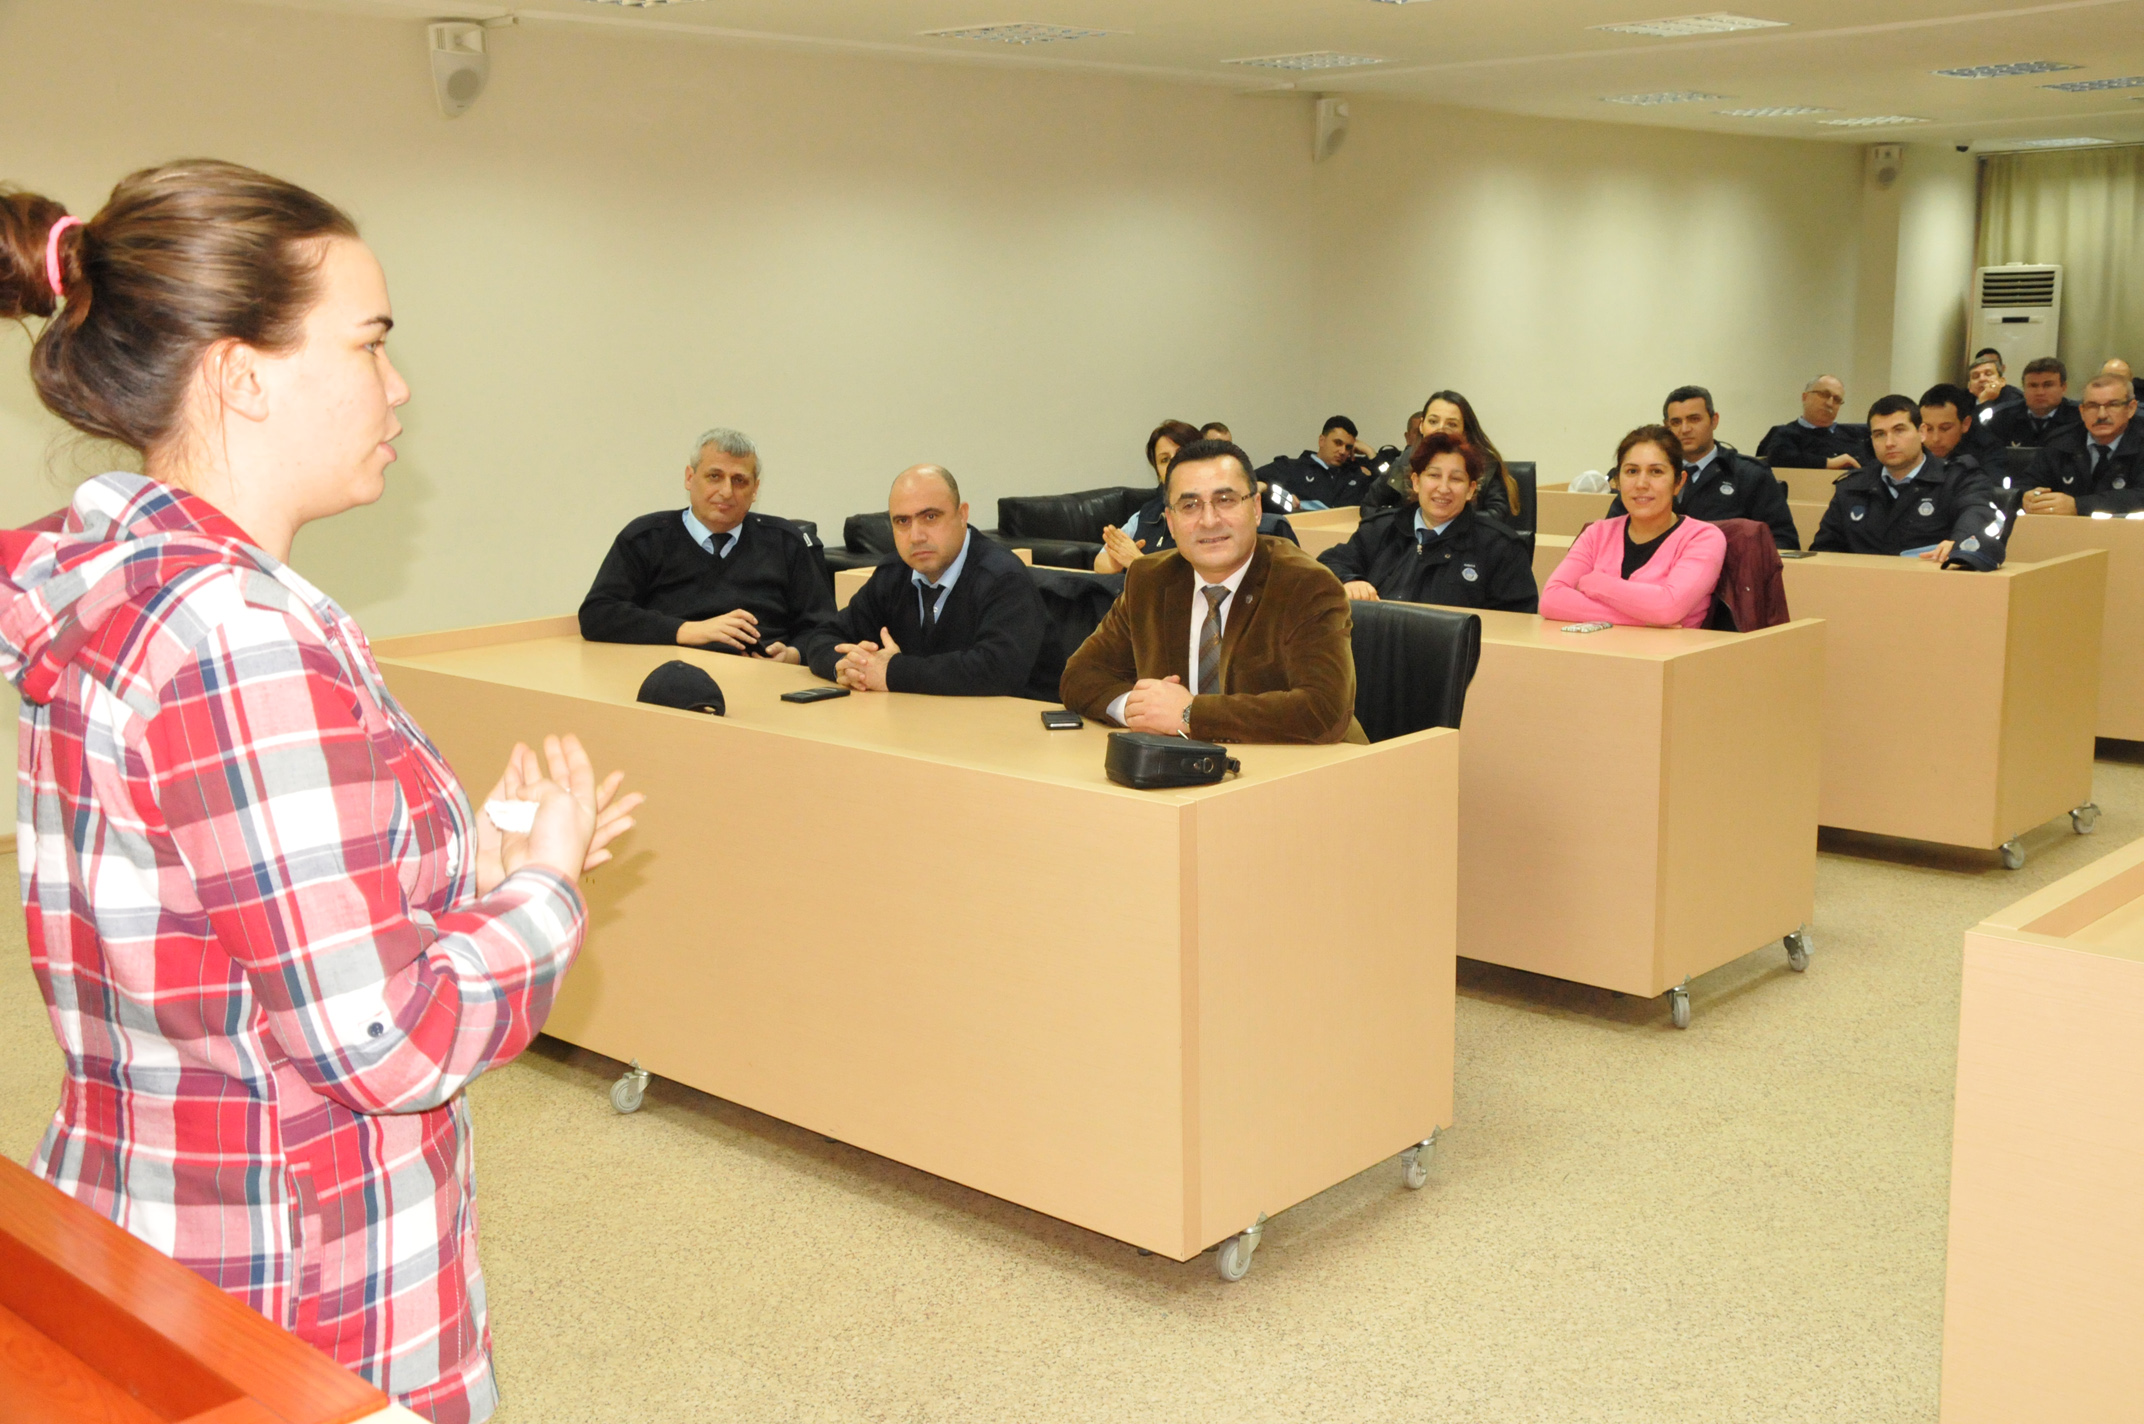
[1669,984,1691,1030]
[2072,803,2100,836]
[2000,839,2026,871]
[1785,928,1811,973]
[1400,1131,1438,1190]
[1214,1213,1267,1282]
[611,1059,651,1114]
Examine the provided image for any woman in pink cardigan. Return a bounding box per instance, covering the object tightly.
[1541,425,1727,628]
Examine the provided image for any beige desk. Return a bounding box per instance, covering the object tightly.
[1941,836,2144,1423]
[1286,508,1360,557]
[1534,483,1824,547]
[1453,609,1823,1014]
[374,619,1457,1270]
[1533,533,1572,588]
[2006,512,2144,740]
[1779,550,2104,858]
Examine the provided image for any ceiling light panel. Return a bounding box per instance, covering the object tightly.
[1998,137,2115,148]
[1592,12,1787,38]
[1223,51,1388,70]
[1818,115,1930,127]
[1934,61,2079,78]
[2043,75,2144,92]
[1603,91,1727,105]
[583,0,706,7]
[923,23,1116,43]
[1717,105,1835,117]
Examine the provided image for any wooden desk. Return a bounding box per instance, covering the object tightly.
[1454,610,1823,1013]
[375,619,1458,1269]
[2006,512,2144,740]
[0,1157,392,1424]
[1534,483,1824,547]
[1285,508,1359,557]
[1941,837,2144,1423]
[1533,533,1572,588]
[1778,550,2104,857]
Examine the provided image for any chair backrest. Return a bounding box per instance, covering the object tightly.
[1505,461,1538,536]
[1997,446,2038,485]
[998,487,1152,543]
[1028,566,1125,660]
[1349,602,1482,742]
[843,511,896,555]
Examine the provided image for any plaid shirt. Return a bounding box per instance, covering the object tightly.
[2,474,584,1423]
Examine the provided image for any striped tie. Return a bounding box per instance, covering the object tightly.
[1197,585,1228,695]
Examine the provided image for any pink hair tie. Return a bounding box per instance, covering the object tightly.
[44,216,85,302]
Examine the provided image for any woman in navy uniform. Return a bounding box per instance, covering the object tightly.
[1318,432,1537,612]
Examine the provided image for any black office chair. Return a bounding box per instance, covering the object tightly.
[822,511,897,575]
[1996,446,2039,487]
[1505,461,1538,542]
[1028,566,1124,659]
[990,486,1152,568]
[1349,602,1482,742]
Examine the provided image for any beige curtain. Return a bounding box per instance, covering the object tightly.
[1977,145,2144,380]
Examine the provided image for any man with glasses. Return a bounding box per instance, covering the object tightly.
[796,465,1062,698]
[1610,384,1799,548]
[580,426,831,660]
[2021,374,2143,516]
[1756,374,1873,472]
[1061,438,1361,744]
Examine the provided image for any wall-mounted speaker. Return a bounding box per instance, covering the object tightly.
[429,22,489,119]
[1867,143,1903,189]
[1315,97,1351,163]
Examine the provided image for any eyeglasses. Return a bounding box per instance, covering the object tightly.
[2081,400,2137,417]
[1171,490,1251,517]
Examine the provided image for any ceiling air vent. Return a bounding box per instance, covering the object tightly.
[2043,75,2144,92]
[1718,105,1834,116]
[922,23,1116,43]
[1603,90,1725,105]
[1935,61,2079,78]
[1224,51,1387,70]
[1592,12,1787,38]
[1979,268,2058,307]
[1819,115,1930,127]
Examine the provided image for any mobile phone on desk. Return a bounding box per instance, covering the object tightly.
[1041,709,1084,730]
[1778,549,1817,559]
[1559,621,1613,635]
[780,687,851,704]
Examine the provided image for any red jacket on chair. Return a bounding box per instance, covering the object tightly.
[1710,518,1789,631]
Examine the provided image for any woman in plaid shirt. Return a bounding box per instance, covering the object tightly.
[0,163,640,1421]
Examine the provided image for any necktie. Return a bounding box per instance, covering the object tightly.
[1416,528,1430,554]
[2091,444,2109,478]
[1196,584,1228,696]
[919,583,942,636]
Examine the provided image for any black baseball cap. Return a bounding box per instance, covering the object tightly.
[636,660,725,715]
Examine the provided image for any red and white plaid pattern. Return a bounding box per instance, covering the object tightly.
[2,474,585,1423]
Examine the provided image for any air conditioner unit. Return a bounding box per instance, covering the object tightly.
[1968,264,2062,375]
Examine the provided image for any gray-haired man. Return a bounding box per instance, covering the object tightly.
[578,427,833,660]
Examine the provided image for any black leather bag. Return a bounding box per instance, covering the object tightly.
[1104,732,1240,789]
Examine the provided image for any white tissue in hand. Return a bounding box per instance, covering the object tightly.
[484,799,538,834]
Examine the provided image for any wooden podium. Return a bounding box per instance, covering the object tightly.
[0,1157,393,1424]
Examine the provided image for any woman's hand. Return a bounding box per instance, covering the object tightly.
[473,735,642,894]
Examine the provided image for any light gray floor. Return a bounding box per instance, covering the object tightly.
[5,758,2134,1422]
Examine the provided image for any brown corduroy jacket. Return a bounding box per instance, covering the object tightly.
[1059,536,1361,744]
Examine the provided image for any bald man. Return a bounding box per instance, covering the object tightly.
[1756,374,1874,471]
[2105,357,2144,409]
[796,465,1064,699]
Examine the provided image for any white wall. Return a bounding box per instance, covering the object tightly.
[1888,144,1982,397]
[1311,98,1868,479]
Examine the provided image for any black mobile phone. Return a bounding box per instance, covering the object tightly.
[1041,709,1084,730]
[1777,549,1818,559]
[780,687,851,704]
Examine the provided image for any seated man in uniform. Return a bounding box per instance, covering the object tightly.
[1811,395,2006,571]
[579,426,832,660]
[1967,348,2024,433]
[2020,372,2143,516]
[1257,416,1374,510]
[1986,357,2082,448]
[1756,375,1872,471]
[1319,432,1536,612]
[797,465,1062,699]
[1920,383,2001,471]
[1061,438,1359,744]
[1610,384,1797,548]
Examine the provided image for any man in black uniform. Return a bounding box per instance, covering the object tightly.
[1966,349,2025,426]
[1257,416,1374,509]
[579,426,833,659]
[1812,395,2006,571]
[2021,372,2144,517]
[1920,384,2002,468]
[1986,357,2082,448]
[1608,384,1798,548]
[797,465,1063,699]
[1317,432,1536,612]
[1756,374,1873,471]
